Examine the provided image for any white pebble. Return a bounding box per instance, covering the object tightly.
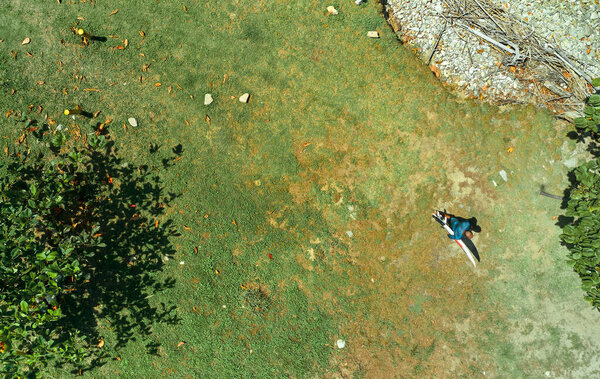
[128,117,138,127]
[346,230,354,238]
[204,93,213,105]
[499,170,508,182]
[239,93,250,103]
[336,339,345,349]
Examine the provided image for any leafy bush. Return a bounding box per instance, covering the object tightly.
[0,122,112,375]
[561,158,600,310]
[573,78,600,134]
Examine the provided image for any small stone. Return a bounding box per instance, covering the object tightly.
[327,5,338,15]
[367,31,380,38]
[563,157,578,168]
[204,93,213,105]
[499,170,508,182]
[128,117,138,127]
[345,230,353,238]
[336,339,345,349]
[180,261,184,265]
[239,93,250,103]
[222,304,227,308]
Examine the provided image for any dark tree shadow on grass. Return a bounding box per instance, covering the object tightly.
[56,139,182,373]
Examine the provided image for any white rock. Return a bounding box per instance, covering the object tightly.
[239,93,250,103]
[499,170,508,182]
[367,31,380,38]
[128,117,138,127]
[204,93,213,105]
[346,230,354,238]
[180,261,185,265]
[326,5,338,15]
[336,339,346,349]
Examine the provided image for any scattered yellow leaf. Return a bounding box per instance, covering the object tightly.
[223,73,228,84]
[177,341,185,347]
[173,156,183,162]
[26,52,33,57]
[155,220,159,228]
[507,147,514,153]
[194,246,198,254]
[184,120,190,126]
[215,269,220,275]
[22,37,31,45]
[183,225,191,231]
[205,114,211,125]
[302,142,312,148]
[5,110,13,118]
[168,86,172,94]
[110,9,119,15]
[97,339,105,348]
[155,82,161,87]
[123,39,128,47]
[175,82,182,90]
[552,216,558,220]
[232,219,237,226]
[183,5,188,11]
[84,88,101,92]
[116,45,124,50]
[139,30,145,37]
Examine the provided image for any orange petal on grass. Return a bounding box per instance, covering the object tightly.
[155,82,161,87]
[177,341,185,347]
[110,9,119,15]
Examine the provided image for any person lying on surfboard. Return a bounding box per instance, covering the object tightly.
[442,214,473,240]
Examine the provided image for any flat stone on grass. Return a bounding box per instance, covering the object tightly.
[327,6,338,15]
[128,117,138,127]
[367,31,380,38]
[239,93,250,103]
[204,93,213,105]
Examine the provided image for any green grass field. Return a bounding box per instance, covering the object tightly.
[2,0,600,377]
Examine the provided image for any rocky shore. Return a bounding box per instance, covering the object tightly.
[384,0,600,119]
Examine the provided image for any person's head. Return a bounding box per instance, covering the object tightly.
[464,230,473,239]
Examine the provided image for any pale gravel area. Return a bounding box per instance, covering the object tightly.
[384,0,600,116]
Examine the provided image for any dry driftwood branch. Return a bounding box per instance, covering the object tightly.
[428,21,448,65]
[457,22,516,54]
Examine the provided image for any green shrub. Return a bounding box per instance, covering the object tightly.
[0,121,113,375]
[561,158,600,310]
[573,78,600,134]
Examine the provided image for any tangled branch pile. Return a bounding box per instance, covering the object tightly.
[438,0,596,117]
